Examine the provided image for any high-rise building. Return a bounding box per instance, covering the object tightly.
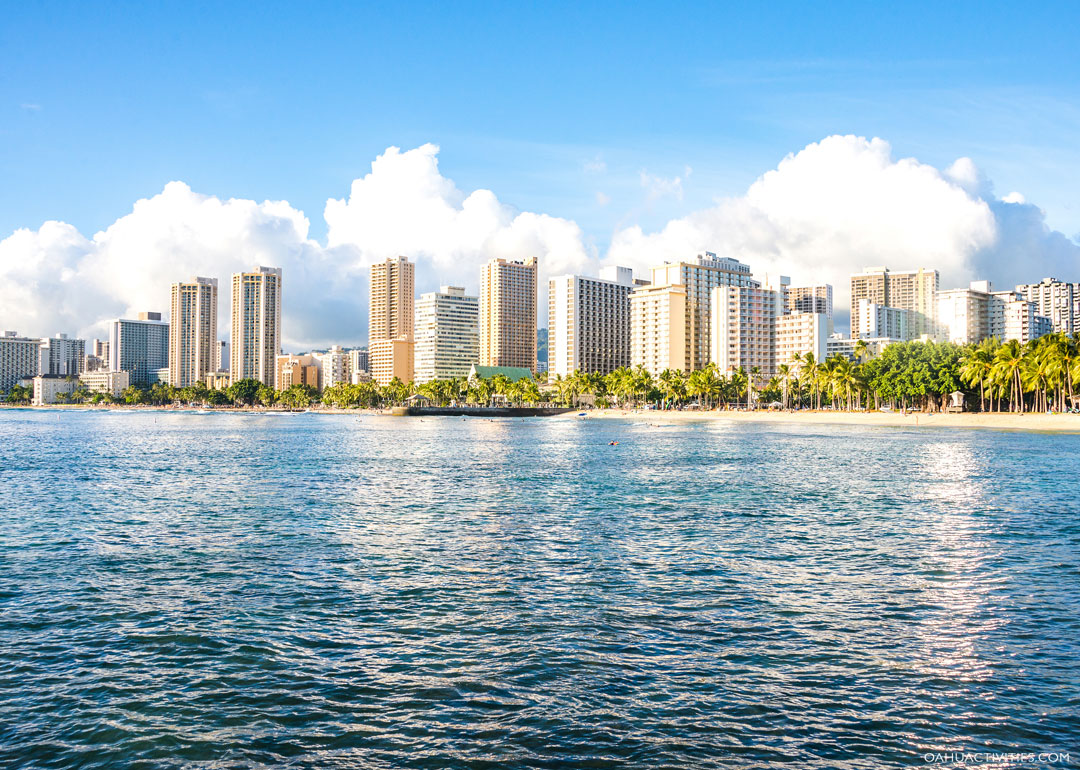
[316,345,351,390]
[0,332,42,391]
[370,257,415,342]
[217,341,229,372]
[991,291,1051,344]
[776,312,828,369]
[937,282,993,345]
[348,349,369,382]
[1015,278,1079,334]
[169,276,219,389]
[479,256,537,371]
[368,256,415,385]
[414,286,479,383]
[84,338,109,372]
[39,333,85,376]
[369,338,415,386]
[710,281,786,378]
[231,266,282,386]
[548,266,633,378]
[649,253,758,372]
[855,300,909,341]
[785,284,833,318]
[109,312,169,387]
[629,283,687,376]
[850,266,938,339]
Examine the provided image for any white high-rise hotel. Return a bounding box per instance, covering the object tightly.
[414,286,479,383]
[548,266,634,378]
[710,275,828,380]
[231,266,282,386]
[169,276,219,388]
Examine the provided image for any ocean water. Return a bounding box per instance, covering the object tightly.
[1,410,1078,769]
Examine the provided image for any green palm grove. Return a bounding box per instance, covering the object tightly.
[5,333,1079,412]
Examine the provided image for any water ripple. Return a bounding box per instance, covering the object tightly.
[1,411,1078,768]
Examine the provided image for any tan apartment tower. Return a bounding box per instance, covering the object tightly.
[479,257,538,372]
[368,256,415,385]
[630,283,687,377]
[850,266,938,340]
[230,266,282,386]
[649,253,758,373]
[169,276,218,388]
[369,256,415,341]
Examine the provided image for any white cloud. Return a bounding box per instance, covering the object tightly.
[607,135,1079,329]
[0,145,593,349]
[639,165,692,202]
[324,143,592,289]
[3,136,1078,348]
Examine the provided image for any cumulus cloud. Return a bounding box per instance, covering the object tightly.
[2,136,1078,348]
[607,135,1080,329]
[324,143,592,287]
[0,145,593,349]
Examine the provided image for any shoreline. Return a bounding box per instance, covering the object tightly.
[4,403,1080,432]
[584,408,1080,433]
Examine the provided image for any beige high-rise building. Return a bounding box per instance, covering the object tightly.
[649,253,758,372]
[231,266,282,386]
[630,283,687,376]
[368,256,415,385]
[169,276,218,389]
[414,286,479,383]
[548,266,633,378]
[850,266,938,339]
[479,257,537,371]
[369,338,415,386]
[786,284,833,334]
[370,257,415,341]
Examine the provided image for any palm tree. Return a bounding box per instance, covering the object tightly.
[777,363,791,410]
[960,338,995,412]
[658,368,685,409]
[992,340,1025,412]
[801,353,817,409]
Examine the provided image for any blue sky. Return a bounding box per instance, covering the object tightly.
[3,1,1078,247]
[3,2,1079,347]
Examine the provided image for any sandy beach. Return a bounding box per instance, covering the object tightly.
[6,403,1080,432]
[585,408,1080,433]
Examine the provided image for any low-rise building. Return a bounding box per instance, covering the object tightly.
[32,374,77,405]
[80,370,131,399]
[827,335,902,361]
[276,354,321,390]
[205,371,231,390]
